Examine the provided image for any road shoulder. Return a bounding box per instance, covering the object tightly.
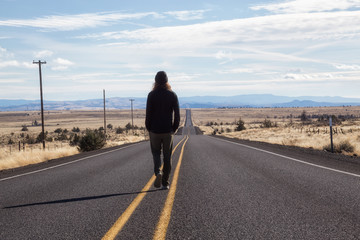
[0,141,146,180]
[211,135,360,175]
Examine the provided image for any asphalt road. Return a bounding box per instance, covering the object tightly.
[1,109,360,239]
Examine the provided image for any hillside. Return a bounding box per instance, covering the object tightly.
[1,94,360,111]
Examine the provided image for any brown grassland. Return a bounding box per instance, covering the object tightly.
[191,106,360,157]
[0,106,359,170]
[0,109,150,170]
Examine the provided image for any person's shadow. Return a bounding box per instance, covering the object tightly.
[4,189,163,209]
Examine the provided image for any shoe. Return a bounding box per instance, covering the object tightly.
[154,173,162,188]
[162,185,169,190]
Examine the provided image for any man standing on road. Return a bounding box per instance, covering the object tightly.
[146,71,180,190]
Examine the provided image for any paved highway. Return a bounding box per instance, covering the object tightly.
[1,109,360,239]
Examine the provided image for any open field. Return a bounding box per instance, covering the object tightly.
[0,109,159,170]
[192,106,360,156]
[1,107,359,170]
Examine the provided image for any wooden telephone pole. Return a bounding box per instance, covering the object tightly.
[129,99,135,134]
[103,89,106,141]
[33,60,46,150]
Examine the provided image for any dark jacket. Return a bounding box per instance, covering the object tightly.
[145,88,180,134]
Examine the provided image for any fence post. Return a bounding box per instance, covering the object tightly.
[329,116,334,153]
[19,141,21,152]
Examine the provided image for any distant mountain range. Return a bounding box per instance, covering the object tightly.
[0,94,360,111]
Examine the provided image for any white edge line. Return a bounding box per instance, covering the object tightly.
[212,137,360,178]
[0,142,144,182]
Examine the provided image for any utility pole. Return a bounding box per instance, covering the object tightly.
[329,116,334,153]
[129,99,135,135]
[33,60,46,150]
[103,89,106,141]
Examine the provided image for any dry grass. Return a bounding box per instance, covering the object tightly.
[1,107,359,170]
[0,136,147,171]
[0,109,186,170]
[0,145,79,171]
[221,126,360,156]
[192,107,360,156]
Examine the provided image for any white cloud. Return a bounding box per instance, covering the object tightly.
[219,68,255,74]
[334,64,360,70]
[22,62,38,69]
[0,46,14,58]
[54,58,74,66]
[52,58,74,71]
[251,0,360,14]
[34,50,53,58]
[281,71,360,82]
[215,50,233,60]
[0,79,25,83]
[165,10,208,21]
[0,60,20,68]
[82,11,360,49]
[0,12,159,31]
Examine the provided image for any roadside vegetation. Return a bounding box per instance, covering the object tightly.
[0,109,154,171]
[192,107,360,157]
[1,107,359,170]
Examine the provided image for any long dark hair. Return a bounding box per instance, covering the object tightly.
[153,82,172,91]
[152,71,172,91]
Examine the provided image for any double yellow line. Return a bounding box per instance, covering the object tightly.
[153,135,189,239]
[102,135,189,240]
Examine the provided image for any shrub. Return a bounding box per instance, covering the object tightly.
[78,129,105,152]
[56,132,68,141]
[116,127,124,134]
[125,122,132,130]
[212,128,219,135]
[107,124,113,130]
[36,131,48,143]
[25,134,36,144]
[235,118,246,131]
[72,127,80,133]
[300,110,309,122]
[338,140,354,153]
[8,138,15,144]
[316,114,342,126]
[260,119,277,128]
[70,134,80,146]
[323,140,355,153]
[21,125,28,131]
[54,128,62,134]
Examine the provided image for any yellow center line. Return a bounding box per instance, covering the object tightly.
[102,135,187,240]
[153,135,190,240]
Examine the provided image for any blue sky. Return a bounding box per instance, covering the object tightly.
[0,0,360,100]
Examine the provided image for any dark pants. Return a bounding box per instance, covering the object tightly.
[149,132,173,186]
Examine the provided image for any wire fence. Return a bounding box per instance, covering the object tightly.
[0,142,70,156]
